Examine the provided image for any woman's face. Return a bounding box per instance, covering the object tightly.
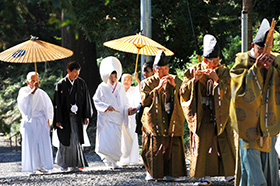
[108,73,117,85]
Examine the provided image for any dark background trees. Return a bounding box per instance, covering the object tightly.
[0,0,279,134]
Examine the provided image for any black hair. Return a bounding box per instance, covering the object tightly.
[143,61,153,72]
[111,70,117,75]
[67,61,81,71]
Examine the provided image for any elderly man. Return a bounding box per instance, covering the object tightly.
[141,50,186,181]
[17,72,53,173]
[230,18,280,186]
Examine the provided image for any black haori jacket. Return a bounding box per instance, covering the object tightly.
[54,76,92,146]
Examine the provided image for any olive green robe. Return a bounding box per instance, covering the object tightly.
[141,74,187,178]
[230,51,280,186]
[180,63,236,178]
[230,51,280,152]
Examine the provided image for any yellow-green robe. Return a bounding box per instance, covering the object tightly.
[180,63,235,178]
[141,74,187,178]
[230,51,280,152]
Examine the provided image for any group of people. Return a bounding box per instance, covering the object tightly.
[18,62,92,173]
[17,18,280,186]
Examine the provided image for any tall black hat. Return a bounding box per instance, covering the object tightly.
[153,50,168,68]
[203,34,220,58]
[254,18,270,47]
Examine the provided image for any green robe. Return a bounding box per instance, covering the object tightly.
[180,63,236,178]
[230,51,280,152]
[141,74,187,178]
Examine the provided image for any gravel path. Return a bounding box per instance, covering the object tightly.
[0,136,232,186]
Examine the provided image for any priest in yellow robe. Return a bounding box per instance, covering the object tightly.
[141,50,187,181]
[180,34,236,186]
[230,18,280,186]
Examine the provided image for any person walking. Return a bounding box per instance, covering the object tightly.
[54,61,92,172]
[18,72,53,173]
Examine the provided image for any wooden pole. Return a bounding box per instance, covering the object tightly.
[34,62,39,83]
[34,62,37,75]
[135,49,140,72]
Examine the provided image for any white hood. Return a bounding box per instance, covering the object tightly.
[100,56,122,83]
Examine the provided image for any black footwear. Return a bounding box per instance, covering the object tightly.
[226,177,235,184]
[197,179,211,186]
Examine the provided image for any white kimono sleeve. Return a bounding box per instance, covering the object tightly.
[93,84,110,112]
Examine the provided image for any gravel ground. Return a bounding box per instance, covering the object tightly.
[0,136,233,186]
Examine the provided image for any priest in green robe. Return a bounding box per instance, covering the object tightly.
[180,34,236,186]
[141,50,187,181]
[230,18,280,186]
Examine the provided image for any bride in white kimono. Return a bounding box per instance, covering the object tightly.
[17,72,53,173]
[93,57,137,168]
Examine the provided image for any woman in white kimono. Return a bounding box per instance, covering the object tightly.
[17,72,53,173]
[93,57,137,169]
[118,73,141,166]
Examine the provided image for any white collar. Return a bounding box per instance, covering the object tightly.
[108,82,116,88]
[249,48,256,59]
[67,76,75,85]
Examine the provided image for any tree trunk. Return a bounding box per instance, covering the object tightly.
[73,34,100,98]
[60,10,100,98]
[61,9,73,76]
[243,0,253,47]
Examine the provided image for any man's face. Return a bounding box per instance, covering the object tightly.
[155,65,169,78]
[67,69,80,81]
[204,57,220,69]
[122,75,132,90]
[142,67,154,79]
[252,43,264,58]
[27,75,39,89]
[108,73,117,85]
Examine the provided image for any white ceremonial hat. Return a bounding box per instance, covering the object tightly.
[203,34,220,58]
[254,18,270,47]
[100,56,122,83]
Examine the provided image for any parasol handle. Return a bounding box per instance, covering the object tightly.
[34,62,37,74]
[34,62,39,83]
[198,55,201,63]
[135,49,140,72]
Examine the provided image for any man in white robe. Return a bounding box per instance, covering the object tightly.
[17,72,53,173]
[118,73,141,166]
[93,57,137,168]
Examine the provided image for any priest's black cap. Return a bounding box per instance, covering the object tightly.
[153,50,168,68]
[203,34,220,58]
[254,18,270,47]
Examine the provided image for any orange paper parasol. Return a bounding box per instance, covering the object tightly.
[103,33,174,72]
[0,36,73,74]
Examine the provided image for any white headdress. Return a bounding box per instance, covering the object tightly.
[100,56,122,83]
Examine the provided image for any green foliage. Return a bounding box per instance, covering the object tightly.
[223,35,241,67]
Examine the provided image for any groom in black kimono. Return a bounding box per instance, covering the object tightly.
[54,61,92,171]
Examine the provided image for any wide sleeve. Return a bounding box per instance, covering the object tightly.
[17,87,32,117]
[119,84,130,125]
[93,84,110,112]
[230,53,262,98]
[180,67,198,133]
[42,90,54,121]
[53,83,63,126]
[141,78,158,107]
[82,82,93,119]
